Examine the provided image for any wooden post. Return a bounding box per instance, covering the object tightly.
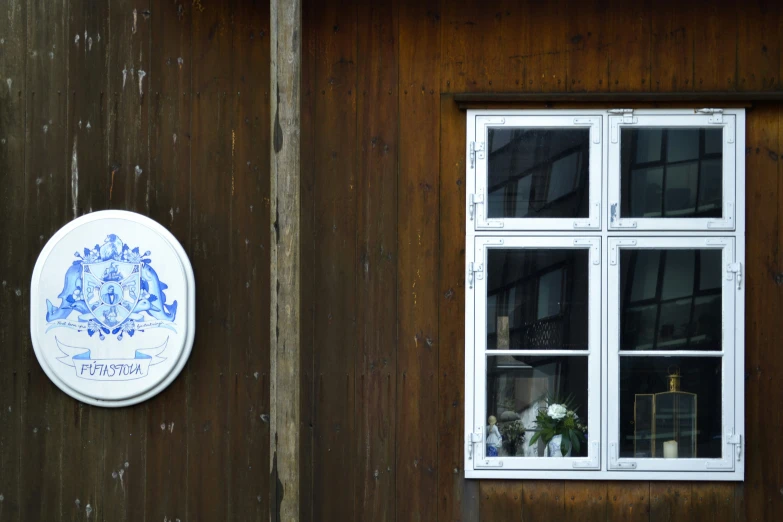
[270,0,301,521]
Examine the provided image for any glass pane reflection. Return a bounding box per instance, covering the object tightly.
[486,356,588,457]
[620,249,722,351]
[487,249,589,350]
[620,356,722,459]
[487,128,590,219]
[621,128,723,218]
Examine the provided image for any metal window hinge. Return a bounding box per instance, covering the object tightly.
[697,108,723,124]
[727,262,742,290]
[728,433,742,462]
[469,193,484,221]
[469,141,485,169]
[608,442,637,470]
[468,262,484,289]
[467,431,483,460]
[608,108,636,123]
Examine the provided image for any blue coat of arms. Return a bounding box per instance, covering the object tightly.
[45,234,178,340]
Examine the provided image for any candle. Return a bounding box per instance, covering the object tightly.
[663,440,678,459]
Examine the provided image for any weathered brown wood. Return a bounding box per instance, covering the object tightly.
[187,3,234,521]
[20,1,69,520]
[225,2,272,521]
[565,481,608,522]
[693,2,737,92]
[650,482,692,522]
[736,0,780,91]
[299,1,317,520]
[606,0,651,92]
[691,483,735,522]
[61,2,109,520]
[354,0,399,520]
[524,1,568,93]
[143,1,193,521]
[0,0,26,519]
[607,482,650,522]
[743,102,782,522]
[397,1,441,520]
[650,4,694,92]
[270,0,302,519]
[438,96,479,522]
[520,480,566,521]
[479,481,523,521]
[310,0,358,520]
[452,92,779,104]
[566,0,609,93]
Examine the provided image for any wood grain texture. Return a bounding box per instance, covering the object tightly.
[479,481,522,521]
[310,1,358,521]
[0,0,26,520]
[437,97,478,522]
[650,482,693,522]
[607,482,650,522]
[693,2,737,92]
[521,480,565,521]
[397,1,441,520]
[565,481,608,522]
[566,0,609,93]
[743,103,783,522]
[354,0,398,520]
[736,0,780,91]
[650,4,694,92]
[20,1,69,520]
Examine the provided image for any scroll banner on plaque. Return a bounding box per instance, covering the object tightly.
[56,337,168,382]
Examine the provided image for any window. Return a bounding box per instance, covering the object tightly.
[465,109,745,480]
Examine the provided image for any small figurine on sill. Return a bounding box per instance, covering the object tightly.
[486,415,502,457]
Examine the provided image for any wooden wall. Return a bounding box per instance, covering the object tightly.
[0,1,271,521]
[301,0,783,521]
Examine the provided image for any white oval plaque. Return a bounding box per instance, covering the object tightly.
[30,210,195,407]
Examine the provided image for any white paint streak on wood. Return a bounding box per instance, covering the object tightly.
[74,34,80,46]
[135,165,143,176]
[6,78,11,91]
[173,133,177,145]
[132,8,137,34]
[71,137,79,219]
[88,37,93,51]
[138,69,146,96]
[122,67,128,89]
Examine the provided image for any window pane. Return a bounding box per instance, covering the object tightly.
[487,128,590,219]
[486,355,589,457]
[487,249,589,350]
[621,128,723,218]
[619,356,722,459]
[620,249,722,351]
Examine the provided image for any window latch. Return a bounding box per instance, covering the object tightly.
[727,262,742,290]
[728,433,742,462]
[697,108,723,124]
[467,431,483,460]
[468,262,484,289]
[469,141,485,169]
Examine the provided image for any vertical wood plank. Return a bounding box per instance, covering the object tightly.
[743,103,782,522]
[227,1,271,521]
[299,1,317,520]
[143,1,192,521]
[606,0,651,92]
[607,482,650,522]
[565,481,608,522]
[354,1,398,521]
[102,3,151,522]
[397,0,440,520]
[437,96,478,522]
[311,1,358,520]
[566,0,609,93]
[61,2,109,519]
[187,2,234,521]
[736,0,780,91]
[691,483,734,522]
[692,2,737,92]
[20,1,69,520]
[520,481,566,521]
[524,0,567,92]
[0,0,26,519]
[650,482,693,522]
[480,481,523,521]
[650,5,694,92]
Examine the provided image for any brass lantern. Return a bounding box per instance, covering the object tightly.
[634,367,697,458]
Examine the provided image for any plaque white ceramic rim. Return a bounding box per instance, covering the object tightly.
[30,210,196,407]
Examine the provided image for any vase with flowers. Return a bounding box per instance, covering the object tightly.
[500,420,525,456]
[528,396,587,458]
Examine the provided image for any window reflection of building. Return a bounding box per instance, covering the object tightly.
[487,128,590,219]
[620,249,722,351]
[486,250,588,351]
[621,128,723,218]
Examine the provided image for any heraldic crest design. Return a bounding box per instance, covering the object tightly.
[45,234,178,340]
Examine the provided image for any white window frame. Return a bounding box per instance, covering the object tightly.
[607,111,736,231]
[469,113,602,231]
[464,108,745,481]
[467,236,602,473]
